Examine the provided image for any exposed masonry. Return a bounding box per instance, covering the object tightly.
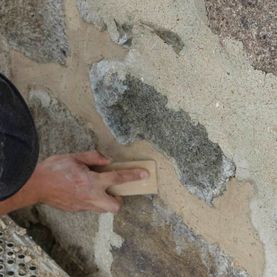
[28,90,97,160]
[112,196,248,276]
[0,0,69,64]
[205,0,277,76]
[91,60,236,203]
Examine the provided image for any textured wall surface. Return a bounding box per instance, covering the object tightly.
[0,0,69,64]
[91,61,235,203]
[25,91,247,276]
[2,0,276,276]
[77,0,276,275]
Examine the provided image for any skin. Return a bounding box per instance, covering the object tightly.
[0,151,149,215]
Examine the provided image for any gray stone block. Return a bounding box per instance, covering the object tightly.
[91,60,236,203]
[0,0,69,64]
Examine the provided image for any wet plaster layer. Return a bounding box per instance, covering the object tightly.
[7,0,266,276]
[0,0,69,64]
[205,0,277,76]
[76,0,277,275]
[91,61,235,203]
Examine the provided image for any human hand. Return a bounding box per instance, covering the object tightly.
[26,151,149,213]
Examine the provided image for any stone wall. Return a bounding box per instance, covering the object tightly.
[1,0,276,276]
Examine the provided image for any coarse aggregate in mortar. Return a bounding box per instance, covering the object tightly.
[91,61,236,203]
[0,0,69,64]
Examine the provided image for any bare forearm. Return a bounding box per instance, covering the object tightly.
[0,151,148,215]
[0,177,39,215]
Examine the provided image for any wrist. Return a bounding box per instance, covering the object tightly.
[22,166,43,205]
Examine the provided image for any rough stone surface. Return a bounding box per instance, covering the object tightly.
[91,60,235,203]
[28,90,97,159]
[0,0,69,64]
[205,0,277,75]
[27,90,100,275]
[112,196,248,277]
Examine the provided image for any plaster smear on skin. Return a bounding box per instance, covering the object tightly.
[94,213,123,276]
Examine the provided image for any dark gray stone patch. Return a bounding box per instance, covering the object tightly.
[0,0,69,64]
[112,196,248,277]
[205,0,277,75]
[143,22,184,54]
[91,61,235,203]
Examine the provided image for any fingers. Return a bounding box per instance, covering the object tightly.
[71,151,112,166]
[94,168,149,189]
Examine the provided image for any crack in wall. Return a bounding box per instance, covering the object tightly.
[91,60,236,203]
